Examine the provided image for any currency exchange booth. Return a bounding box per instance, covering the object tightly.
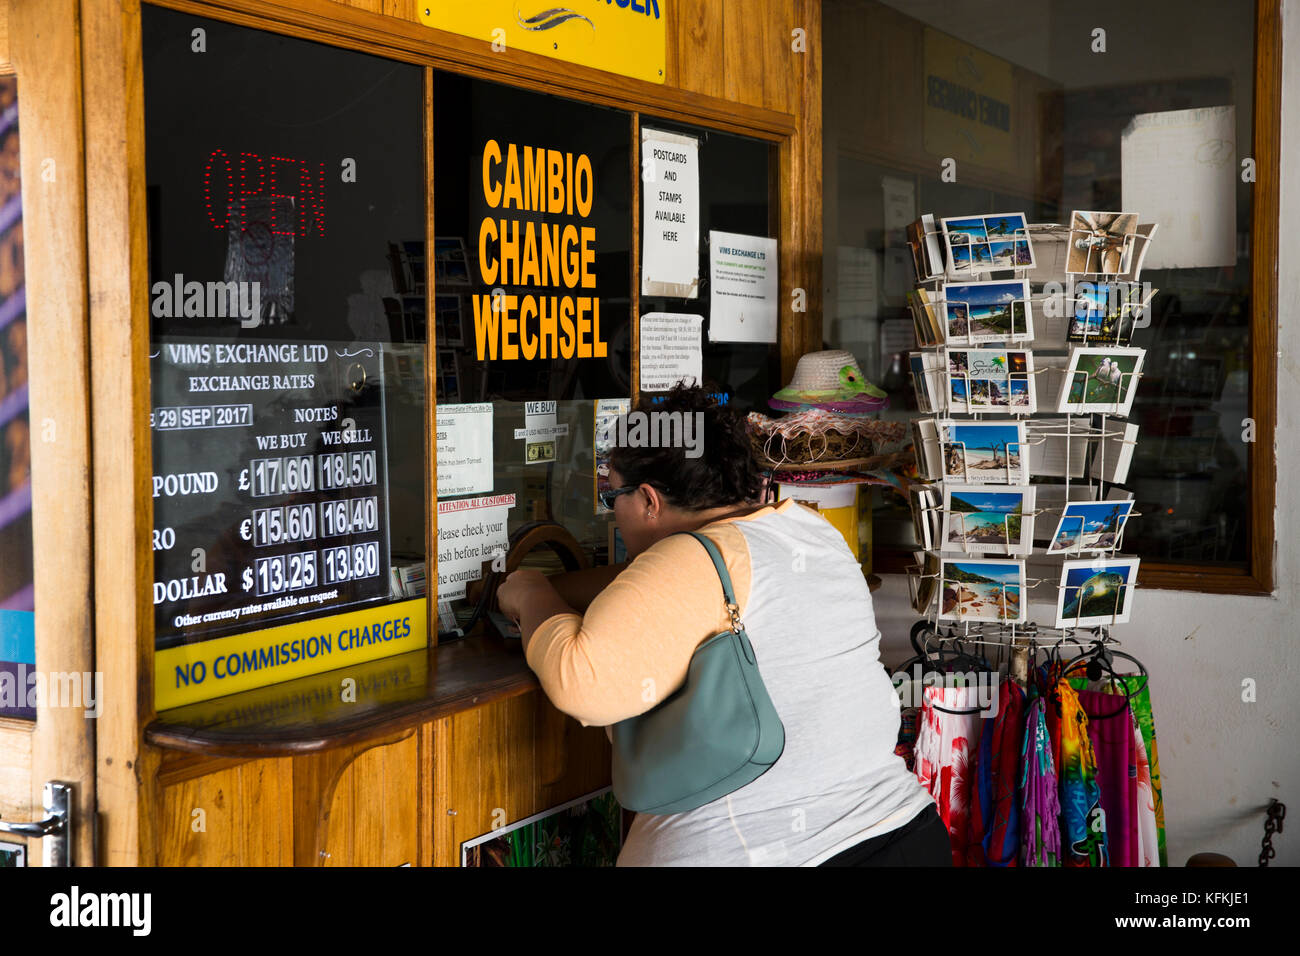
[0,0,821,866]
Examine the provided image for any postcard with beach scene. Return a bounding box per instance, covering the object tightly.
[939,420,1028,485]
[1068,281,1156,344]
[1047,500,1135,553]
[941,212,1034,277]
[1055,557,1140,627]
[945,348,1035,413]
[1057,346,1145,415]
[938,559,1026,623]
[942,279,1032,343]
[1065,211,1139,275]
[942,484,1035,555]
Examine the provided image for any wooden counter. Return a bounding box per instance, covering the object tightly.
[144,637,611,866]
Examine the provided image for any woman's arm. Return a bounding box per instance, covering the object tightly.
[545,562,629,613]
[514,529,751,727]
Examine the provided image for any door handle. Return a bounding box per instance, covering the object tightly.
[0,782,73,866]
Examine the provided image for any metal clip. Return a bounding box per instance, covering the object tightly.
[726,601,744,634]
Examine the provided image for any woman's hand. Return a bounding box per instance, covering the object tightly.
[496,569,551,621]
[497,570,578,653]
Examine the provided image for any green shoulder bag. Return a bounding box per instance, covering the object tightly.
[610,531,785,814]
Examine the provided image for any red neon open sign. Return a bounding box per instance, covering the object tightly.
[203,148,326,238]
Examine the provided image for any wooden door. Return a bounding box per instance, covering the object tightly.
[0,0,97,867]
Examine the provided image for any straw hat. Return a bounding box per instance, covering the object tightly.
[746,409,908,475]
[769,350,888,415]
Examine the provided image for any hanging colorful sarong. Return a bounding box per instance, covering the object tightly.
[1071,673,1166,866]
[967,679,1025,866]
[915,684,982,867]
[1124,677,1167,866]
[1077,688,1137,867]
[1019,692,1060,866]
[1053,678,1107,866]
[1132,709,1159,866]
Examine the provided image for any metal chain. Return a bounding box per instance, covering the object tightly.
[1259,799,1285,867]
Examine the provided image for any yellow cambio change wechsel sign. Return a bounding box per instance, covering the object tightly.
[156,598,427,709]
[419,1,665,85]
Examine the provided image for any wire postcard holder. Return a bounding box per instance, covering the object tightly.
[902,212,1153,654]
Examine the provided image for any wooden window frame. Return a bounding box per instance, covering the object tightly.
[873,0,1280,596]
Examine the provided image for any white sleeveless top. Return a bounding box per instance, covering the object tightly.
[606,501,934,866]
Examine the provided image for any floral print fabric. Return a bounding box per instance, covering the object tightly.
[916,684,983,866]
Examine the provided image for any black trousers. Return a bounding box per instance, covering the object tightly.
[818,804,952,867]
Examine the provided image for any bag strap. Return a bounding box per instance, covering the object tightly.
[679,531,744,635]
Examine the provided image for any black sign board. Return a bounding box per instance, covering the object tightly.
[142,7,426,659]
[150,338,391,648]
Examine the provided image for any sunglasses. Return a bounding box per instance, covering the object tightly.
[597,483,668,511]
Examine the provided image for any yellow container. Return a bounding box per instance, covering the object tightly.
[777,482,860,560]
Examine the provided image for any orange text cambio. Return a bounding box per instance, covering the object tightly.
[471,139,608,362]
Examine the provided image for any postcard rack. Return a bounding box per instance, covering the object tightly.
[914,494,1143,559]
[903,212,1157,650]
[913,415,1140,499]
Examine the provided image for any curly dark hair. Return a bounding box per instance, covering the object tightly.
[607,382,764,512]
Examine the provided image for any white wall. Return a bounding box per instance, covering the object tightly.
[863,0,1300,867]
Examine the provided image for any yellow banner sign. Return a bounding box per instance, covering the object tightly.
[923,28,1015,173]
[419,1,666,85]
[155,598,427,710]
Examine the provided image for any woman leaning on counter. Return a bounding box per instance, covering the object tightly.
[497,384,949,867]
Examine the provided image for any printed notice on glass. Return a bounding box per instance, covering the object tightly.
[150,339,391,649]
[708,230,778,343]
[436,403,493,498]
[594,397,631,515]
[436,493,515,600]
[1121,105,1235,269]
[641,128,700,298]
[639,313,703,392]
[515,400,569,466]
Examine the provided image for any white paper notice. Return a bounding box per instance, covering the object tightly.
[642,129,700,298]
[435,493,515,601]
[1121,105,1236,269]
[436,403,493,498]
[639,313,703,392]
[594,397,632,515]
[881,176,916,233]
[708,230,778,343]
[514,400,569,466]
[837,246,879,322]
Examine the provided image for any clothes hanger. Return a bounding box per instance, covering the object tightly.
[1062,640,1148,720]
[920,629,993,717]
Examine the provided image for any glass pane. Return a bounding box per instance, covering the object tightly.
[0,75,34,719]
[431,72,632,635]
[142,8,428,706]
[823,0,1256,569]
[638,118,779,411]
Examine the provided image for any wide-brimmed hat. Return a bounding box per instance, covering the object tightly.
[747,408,909,475]
[769,350,888,415]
